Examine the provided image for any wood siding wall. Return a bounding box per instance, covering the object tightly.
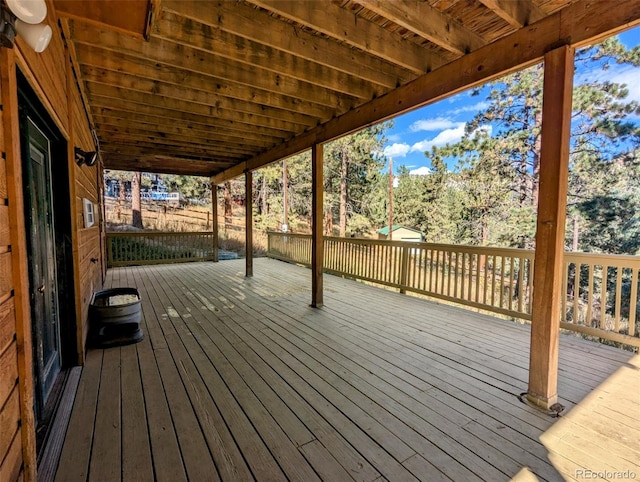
[0,1,102,479]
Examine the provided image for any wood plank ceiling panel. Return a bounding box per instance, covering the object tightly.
[54,0,637,177]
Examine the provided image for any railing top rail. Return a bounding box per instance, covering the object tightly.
[268,232,534,256]
[266,231,312,239]
[107,231,214,238]
[565,251,640,266]
[268,231,640,265]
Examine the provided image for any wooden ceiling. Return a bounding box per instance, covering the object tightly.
[54,0,640,179]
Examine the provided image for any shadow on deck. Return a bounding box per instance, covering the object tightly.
[54,259,639,481]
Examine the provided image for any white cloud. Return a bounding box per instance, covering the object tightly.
[610,68,640,102]
[410,123,492,153]
[409,166,432,176]
[410,117,462,132]
[383,143,411,158]
[385,123,493,158]
[411,124,467,152]
[576,65,640,102]
[447,101,490,115]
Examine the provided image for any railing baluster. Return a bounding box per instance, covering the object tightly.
[574,262,580,324]
[601,264,609,329]
[508,256,514,312]
[614,265,622,333]
[499,256,506,309]
[587,264,594,326]
[630,268,638,338]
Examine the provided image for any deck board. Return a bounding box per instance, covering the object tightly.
[56,259,639,481]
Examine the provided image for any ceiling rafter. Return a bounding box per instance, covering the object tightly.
[92,101,291,139]
[478,0,546,28]
[161,0,414,89]
[103,155,233,176]
[356,0,487,55]
[85,84,311,133]
[98,136,266,158]
[152,12,382,100]
[80,70,320,128]
[247,0,452,74]
[75,46,337,119]
[71,23,355,109]
[93,116,279,148]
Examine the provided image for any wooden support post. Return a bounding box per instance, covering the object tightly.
[211,179,219,263]
[245,171,253,277]
[528,45,575,410]
[311,143,324,307]
[1,48,37,482]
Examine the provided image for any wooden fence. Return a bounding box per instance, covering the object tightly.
[268,232,640,347]
[107,232,215,267]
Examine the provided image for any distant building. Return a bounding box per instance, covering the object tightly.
[377,225,424,242]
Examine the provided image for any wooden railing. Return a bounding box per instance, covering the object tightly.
[268,232,640,347]
[107,232,215,267]
[562,252,640,347]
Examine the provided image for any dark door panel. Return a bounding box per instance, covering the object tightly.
[23,116,61,419]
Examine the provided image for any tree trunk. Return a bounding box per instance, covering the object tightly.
[531,111,543,208]
[325,207,333,235]
[131,171,143,229]
[339,150,348,237]
[572,215,579,251]
[223,181,232,232]
[260,174,268,215]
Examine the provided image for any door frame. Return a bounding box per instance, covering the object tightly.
[17,71,78,447]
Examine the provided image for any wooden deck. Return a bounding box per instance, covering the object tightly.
[54,259,639,482]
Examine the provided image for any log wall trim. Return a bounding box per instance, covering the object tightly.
[1,47,37,482]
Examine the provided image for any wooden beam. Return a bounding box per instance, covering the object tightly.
[478,0,545,28]
[153,11,382,100]
[212,0,640,184]
[161,0,413,90]
[95,130,259,156]
[90,99,289,140]
[528,45,575,410]
[93,116,277,149]
[100,144,239,163]
[211,181,219,263]
[80,72,320,128]
[55,0,150,38]
[357,0,486,55]
[99,139,250,161]
[248,0,451,74]
[102,155,229,177]
[71,25,353,108]
[80,64,334,121]
[85,83,310,132]
[245,171,253,278]
[0,48,37,482]
[311,143,323,308]
[76,45,341,118]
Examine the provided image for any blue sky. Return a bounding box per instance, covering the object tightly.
[382,26,640,175]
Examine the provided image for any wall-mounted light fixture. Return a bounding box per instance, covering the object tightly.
[75,147,99,167]
[0,0,52,53]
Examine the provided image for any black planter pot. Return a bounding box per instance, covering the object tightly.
[89,288,143,348]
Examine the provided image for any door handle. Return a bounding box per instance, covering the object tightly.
[38,285,45,293]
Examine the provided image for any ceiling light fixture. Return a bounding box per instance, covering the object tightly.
[0,0,52,52]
